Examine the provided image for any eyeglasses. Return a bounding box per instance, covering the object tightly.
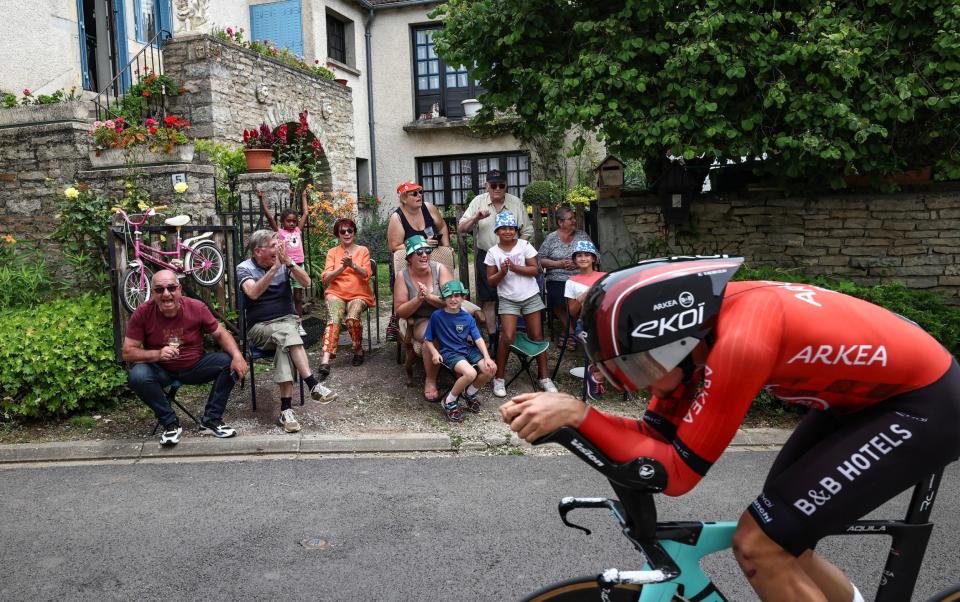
[488,183,507,190]
[152,284,180,294]
[339,228,355,235]
[414,248,432,256]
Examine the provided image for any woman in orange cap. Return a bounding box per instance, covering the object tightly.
[386,181,450,252]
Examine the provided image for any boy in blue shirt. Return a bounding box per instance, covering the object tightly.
[424,280,497,422]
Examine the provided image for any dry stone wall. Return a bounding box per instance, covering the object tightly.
[597,187,960,303]
[162,34,355,197]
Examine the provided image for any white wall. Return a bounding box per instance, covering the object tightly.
[368,4,523,211]
[0,0,83,94]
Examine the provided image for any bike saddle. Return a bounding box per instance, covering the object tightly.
[165,215,191,227]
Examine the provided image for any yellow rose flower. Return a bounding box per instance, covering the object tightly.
[174,182,188,194]
[64,187,80,199]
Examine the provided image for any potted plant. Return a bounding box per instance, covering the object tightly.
[242,122,278,172]
[461,98,482,118]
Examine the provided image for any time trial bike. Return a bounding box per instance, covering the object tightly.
[522,427,958,602]
[114,205,225,312]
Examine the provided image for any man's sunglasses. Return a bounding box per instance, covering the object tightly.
[339,228,355,235]
[488,182,507,190]
[414,248,432,256]
[152,284,180,294]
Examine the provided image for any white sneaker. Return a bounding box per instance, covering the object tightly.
[539,378,558,393]
[311,383,337,404]
[492,378,507,398]
[278,409,301,433]
[297,323,308,336]
[159,422,182,446]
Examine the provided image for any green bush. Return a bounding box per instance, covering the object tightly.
[194,138,247,212]
[522,180,562,207]
[0,294,128,418]
[0,237,54,308]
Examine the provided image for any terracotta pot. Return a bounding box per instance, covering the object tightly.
[335,78,349,86]
[243,148,273,173]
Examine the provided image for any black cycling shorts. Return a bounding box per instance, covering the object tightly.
[748,359,960,556]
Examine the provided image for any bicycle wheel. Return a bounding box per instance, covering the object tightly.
[121,265,153,312]
[925,583,960,602]
[188,243,225,287]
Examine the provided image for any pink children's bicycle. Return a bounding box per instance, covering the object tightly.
[114,205,226,312]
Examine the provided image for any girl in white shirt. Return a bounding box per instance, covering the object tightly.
[484,212,558,397]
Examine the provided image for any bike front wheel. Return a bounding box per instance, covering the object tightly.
[925,583,960,602]
[188,243,225,287]
[521,576,689,602]
[120,265,153,312]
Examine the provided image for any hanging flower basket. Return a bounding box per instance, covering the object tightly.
[243,148,274,172]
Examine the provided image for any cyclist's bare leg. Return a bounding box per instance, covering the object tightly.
[732,512,827,601]
[798,550,856,602]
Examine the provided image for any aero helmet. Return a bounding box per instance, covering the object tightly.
[580,255,743,391]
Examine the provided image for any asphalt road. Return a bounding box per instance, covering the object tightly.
[1,451,957,601]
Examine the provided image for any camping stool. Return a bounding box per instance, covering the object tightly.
[151,379,200,435]
[504,333,550,389]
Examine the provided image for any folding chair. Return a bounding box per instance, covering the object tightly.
[150,379,200,434]
[239,295,305,412]
[505,331,550,389]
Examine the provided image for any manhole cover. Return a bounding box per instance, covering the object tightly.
[299,537,331,550]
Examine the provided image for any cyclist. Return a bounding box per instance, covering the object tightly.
[499,256,960,602]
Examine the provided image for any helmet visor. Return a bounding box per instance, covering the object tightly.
[585,337,698,393]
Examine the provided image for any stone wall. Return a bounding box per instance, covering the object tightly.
[162,34,356,198]
[0,120,90,246]
[597,186,960,302]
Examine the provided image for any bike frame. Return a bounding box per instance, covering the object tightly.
[116,208,215,289]
[538,428,944,602]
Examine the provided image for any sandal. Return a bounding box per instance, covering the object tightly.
[461,392,481,413]
[317,363,331,382]
[443,399,465,422]
[351,352,364,366]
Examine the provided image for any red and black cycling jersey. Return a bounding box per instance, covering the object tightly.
[579,281,953,496]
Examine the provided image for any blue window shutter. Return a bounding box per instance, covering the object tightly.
[250,0,304,58]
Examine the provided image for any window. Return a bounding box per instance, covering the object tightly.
[134,0,171,44]
[250,0,304,58]
[412,26,483,119]
[326,14,346,64]
[417,152,530,206]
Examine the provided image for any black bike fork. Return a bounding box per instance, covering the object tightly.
[873,469,943,602]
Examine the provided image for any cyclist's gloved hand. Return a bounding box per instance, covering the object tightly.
[499,392,588,443]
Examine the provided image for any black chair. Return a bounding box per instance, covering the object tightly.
[239,295,305,412]
[150,379,201,434]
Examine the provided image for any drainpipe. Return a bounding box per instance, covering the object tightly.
[364,6,377,197]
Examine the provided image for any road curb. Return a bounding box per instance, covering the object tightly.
[0,429,791,465]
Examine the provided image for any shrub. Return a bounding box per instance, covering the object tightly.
[194,139,246,211]
[356,208,391,264]
[2,86,80,108]
[0,294,128,418]
[0,235,53,308]
[522,180,562,207]
[54,183,112,290]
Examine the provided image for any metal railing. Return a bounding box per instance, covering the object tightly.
[92,29,172,121]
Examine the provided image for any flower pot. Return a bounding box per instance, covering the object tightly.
[843,166,932,188]
[461,99,482,118]
[243,148,273,172]
[334,78,349,86]
[0,100,90,126]
[88,143,195,168]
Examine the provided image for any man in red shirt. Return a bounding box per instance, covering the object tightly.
[123,270,248,445]
[500,256,960,602]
